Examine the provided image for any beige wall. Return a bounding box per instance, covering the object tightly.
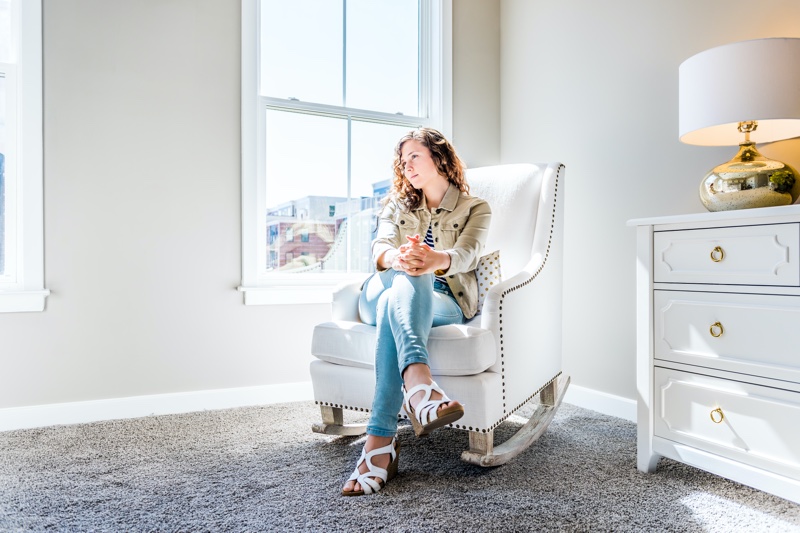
[499,0,800,399]
[452,0,501,167]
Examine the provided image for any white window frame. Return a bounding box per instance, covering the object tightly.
[0,0,47,313]
[239,0,452,305]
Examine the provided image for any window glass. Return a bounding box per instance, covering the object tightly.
[0,75,6,276]
[247,0,440,291]
[0,0,46,312]
[265,109,347,272]
[0,0,11,63]
[347,120,413,273]
[265,109,348,207]
[350,120,411,199]
[346,0,418,115]
[260,0,343,106]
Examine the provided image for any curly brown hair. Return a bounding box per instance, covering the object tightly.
[390,127,468,211]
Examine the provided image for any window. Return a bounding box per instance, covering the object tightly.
[0,0,46,313]
[240,0,451,305]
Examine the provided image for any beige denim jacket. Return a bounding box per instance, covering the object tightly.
[372,183,492,319]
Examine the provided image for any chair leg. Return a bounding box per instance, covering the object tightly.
[311,405,367,436]
[540,377,557,406]
[461,374,570,467]
[467,429,495,456]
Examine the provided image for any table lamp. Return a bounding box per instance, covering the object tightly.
[679,38,800,211]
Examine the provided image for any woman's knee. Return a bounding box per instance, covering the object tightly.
[389,272,433,298]
[405,272,434,287]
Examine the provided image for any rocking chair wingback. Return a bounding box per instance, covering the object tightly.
[309,163,568,466]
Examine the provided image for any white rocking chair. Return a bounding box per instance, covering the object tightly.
[309,163,568,466]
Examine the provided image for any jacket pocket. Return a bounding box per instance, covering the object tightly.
[442,214,469,232]
[393,211,421,232]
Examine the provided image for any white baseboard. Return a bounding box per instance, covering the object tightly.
[0,381,315,432]
[0,381,635,432]
[563,384,636,422]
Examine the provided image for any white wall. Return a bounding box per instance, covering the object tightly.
[499,0,800,400]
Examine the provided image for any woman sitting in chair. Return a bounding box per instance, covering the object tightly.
[342,127,492,496]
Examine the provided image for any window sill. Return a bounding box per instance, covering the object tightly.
[0,289,50,313]
[238,274,368,305]
[238,285,334,305]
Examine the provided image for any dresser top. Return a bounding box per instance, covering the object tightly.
[627,204,800,227]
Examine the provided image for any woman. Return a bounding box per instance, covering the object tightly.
[342,127,491,496]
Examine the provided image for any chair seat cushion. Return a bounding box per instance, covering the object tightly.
[311,319,497,376]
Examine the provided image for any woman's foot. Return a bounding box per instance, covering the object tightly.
[402,363,465,436]
[342,435,396,495]
[403,363,463,415]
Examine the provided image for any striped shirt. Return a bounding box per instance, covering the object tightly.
[425,224,448,286]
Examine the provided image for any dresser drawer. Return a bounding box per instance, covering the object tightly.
[653,223,800,286]
[654,367,800,481]
[654,290,800,383]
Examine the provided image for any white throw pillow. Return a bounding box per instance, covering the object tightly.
[475,250,501,313]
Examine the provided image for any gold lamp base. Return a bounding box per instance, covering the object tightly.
[699,141,800,212]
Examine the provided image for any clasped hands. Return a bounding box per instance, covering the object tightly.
[390,234,449,276]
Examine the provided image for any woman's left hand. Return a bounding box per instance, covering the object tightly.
[396,235,449,276]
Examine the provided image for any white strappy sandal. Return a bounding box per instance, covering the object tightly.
[341,438,400,497]
[402,381,465,437]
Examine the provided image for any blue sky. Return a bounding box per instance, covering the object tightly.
[259,0,419,206]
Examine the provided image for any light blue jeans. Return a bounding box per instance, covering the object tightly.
[358,269,465,437]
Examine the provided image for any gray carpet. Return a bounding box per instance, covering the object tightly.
[0,401,798,532]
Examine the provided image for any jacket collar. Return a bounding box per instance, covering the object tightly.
[413,183,460,212]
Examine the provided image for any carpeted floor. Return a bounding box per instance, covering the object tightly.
[0,401,798,532]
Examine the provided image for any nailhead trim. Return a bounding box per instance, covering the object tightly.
[316,374,561,434]
[449,372,561,433]
[315,400,371,413]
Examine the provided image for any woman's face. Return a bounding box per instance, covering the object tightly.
[400,139,443,191]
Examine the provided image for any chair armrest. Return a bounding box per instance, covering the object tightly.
[331,279,365,322]
[479,254,546,334]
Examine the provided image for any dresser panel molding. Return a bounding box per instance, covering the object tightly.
[654,367,800,480]
[654,290,800,384]
[629,205,800,505]
[653,223,799,286]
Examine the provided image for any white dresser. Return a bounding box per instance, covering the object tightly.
[629,205,800,504]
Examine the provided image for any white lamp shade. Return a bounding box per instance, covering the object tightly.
[679,38,800,146]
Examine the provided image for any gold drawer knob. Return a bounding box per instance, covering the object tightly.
[709,321,724,337]
[710,246,725,262]
[710,407,724,424]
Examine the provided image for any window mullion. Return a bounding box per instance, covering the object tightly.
[346,115,352,273]
[418,0,425,119]
[342,0,347,109]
